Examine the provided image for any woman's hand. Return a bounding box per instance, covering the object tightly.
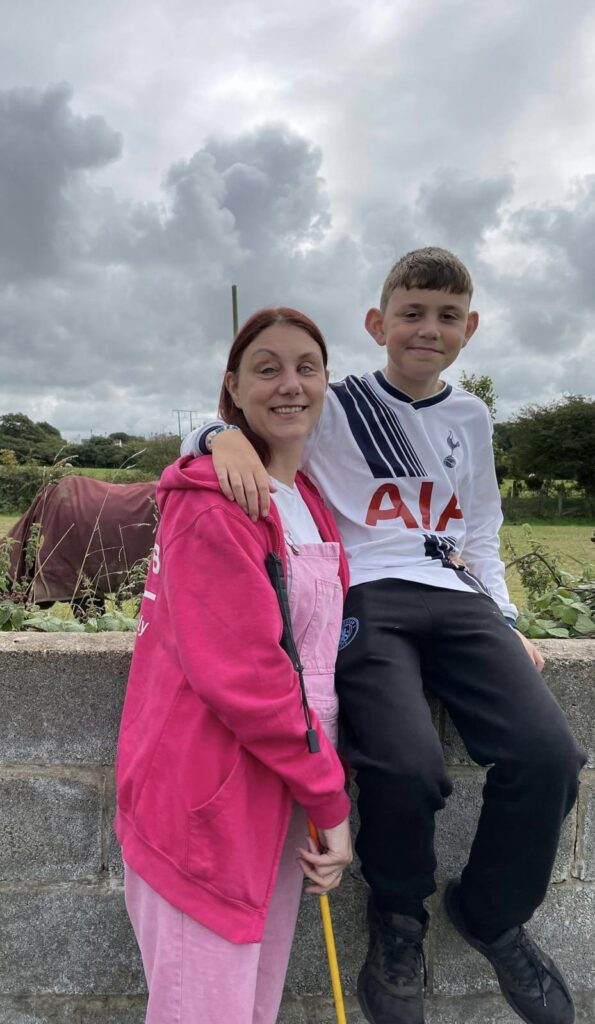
[211,429,274,520]
[297,817,353,895]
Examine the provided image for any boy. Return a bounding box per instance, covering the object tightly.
[182,248,584,1024]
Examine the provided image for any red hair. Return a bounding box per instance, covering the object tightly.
[219,307,328,465]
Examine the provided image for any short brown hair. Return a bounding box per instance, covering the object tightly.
[219,306,328,466]
[380,247,473,311]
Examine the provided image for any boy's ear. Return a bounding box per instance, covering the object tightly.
[224,371,241,409]
[365,308,386,347]
[464,310,479,345]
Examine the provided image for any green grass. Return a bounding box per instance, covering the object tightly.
[0,515,16,536]
[502,524,593,609]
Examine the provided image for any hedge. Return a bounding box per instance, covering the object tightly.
[0,466,155,515]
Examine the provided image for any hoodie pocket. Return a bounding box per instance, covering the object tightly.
[186,748,288,909]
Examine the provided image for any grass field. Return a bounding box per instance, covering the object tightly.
[1,515,592,615]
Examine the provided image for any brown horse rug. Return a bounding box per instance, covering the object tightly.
[6,474,157,604]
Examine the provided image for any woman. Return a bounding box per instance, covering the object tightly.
[115,307,352,1024]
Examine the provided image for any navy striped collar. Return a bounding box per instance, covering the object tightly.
[372,371,452,409]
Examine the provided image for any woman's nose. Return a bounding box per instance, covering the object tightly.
[278,371,303,393]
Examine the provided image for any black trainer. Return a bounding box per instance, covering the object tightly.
[444,879,575,1024]
[357,896,427,1024]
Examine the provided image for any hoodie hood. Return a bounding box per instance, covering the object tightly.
[157,455,224,513]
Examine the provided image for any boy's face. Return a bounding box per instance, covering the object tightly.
[365,287,479,399]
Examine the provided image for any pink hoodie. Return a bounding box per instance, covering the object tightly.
[115,456,350,944]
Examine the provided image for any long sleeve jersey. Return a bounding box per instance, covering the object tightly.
[183,371,516,621]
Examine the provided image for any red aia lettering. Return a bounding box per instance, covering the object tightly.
[365,484,418,527]
[365,483,463,531]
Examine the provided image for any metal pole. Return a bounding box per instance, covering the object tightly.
[231,284,239,336]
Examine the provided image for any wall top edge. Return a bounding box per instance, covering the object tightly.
[0,634,594,658]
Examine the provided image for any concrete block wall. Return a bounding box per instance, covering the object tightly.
[0,634,593,1023]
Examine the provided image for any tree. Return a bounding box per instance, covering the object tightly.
[458,372,497,420]
[509,396,595,501]
[457,373,508,481]
[135,434,181,476]
[0,413,65,464]
[76,435,124,468]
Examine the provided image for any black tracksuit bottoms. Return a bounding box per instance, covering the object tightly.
[335,578,586,942]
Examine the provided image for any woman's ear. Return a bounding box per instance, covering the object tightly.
[224,370,241,408]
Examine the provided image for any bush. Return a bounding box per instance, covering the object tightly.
[0,465,155,515]
[503,526,595,639]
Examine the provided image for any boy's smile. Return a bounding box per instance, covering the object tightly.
[365,287,479,400]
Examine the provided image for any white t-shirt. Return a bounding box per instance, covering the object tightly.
[269,477,322,546]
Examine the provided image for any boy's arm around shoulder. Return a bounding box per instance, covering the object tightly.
[181,423,274,519]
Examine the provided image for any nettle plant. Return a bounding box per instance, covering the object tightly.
[0,530,142,633]
[503,526,595,640]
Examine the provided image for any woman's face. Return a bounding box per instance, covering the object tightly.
[225,322,328,455]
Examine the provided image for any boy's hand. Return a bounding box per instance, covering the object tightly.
[297,818,353,895]
[513,629,545,672]
[210,430,274,520]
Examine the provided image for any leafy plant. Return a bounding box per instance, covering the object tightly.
[503,525,595,639]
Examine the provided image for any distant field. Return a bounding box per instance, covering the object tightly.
[2,514,592,616]
[0,515,15,536]
[502,524,593,609]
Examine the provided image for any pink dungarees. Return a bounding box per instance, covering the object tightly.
[124,541,344,1024]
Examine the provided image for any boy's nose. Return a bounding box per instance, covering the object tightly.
[418,320,440,338]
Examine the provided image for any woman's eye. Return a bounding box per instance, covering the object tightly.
[259,366,277,375]
[299,364,315,374]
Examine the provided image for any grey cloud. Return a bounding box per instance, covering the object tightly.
[0,82,121,279]
[416,170,514,256]
[1,79,594,438]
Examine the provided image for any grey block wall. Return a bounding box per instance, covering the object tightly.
[0,634,594,1023]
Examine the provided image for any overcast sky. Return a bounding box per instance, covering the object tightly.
[1,0,594,439]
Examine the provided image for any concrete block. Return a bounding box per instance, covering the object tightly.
[576,779,595,881]
[285,871,368,997]
[104,775,124,879]
[0,634,133,764]
[434,772,484,881]
[537,641,595,766]
[432,881,595,995]
[0,888,144,994]
[277,998,309,1023]
[425,991,595,1022]
[0,997,147,1024]
[441,710,474,765]
[434,772,577,885]
[0,774,101,882]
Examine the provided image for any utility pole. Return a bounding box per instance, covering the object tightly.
[231,283,239,336]
[172,409,198,439]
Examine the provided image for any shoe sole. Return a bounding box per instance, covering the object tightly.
[444,880,575,1024]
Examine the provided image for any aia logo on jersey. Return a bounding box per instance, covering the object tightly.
[365,481,463,531]
[443,431,461,468]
